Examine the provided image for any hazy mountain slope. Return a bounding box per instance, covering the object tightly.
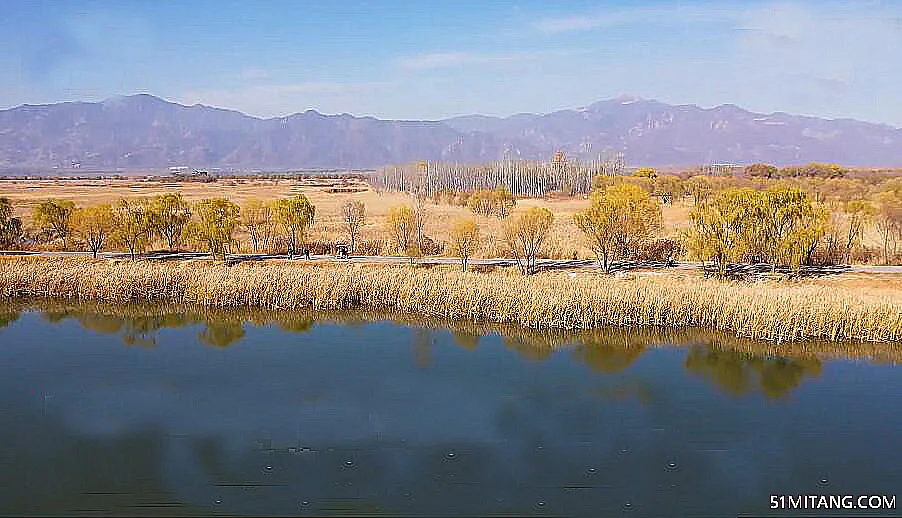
[0,94,899,169]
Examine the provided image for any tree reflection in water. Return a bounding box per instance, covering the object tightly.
[0,300,854,402]
[0,308,21,329]
[684,346,822,399]
[572,341,645,374]
[412,328,433,369]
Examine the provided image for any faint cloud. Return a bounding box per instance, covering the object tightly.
[240,68,272,81]
[18,8,152,83]
[533,5,743,34]
[735,3,902,88]
[395,50,578,71]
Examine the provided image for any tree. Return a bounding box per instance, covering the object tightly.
[745,163,778,178]
[191,198,240,260]
[448,217,480,272]
[112,199,150,261]
[467,189,495,216]
[573,183,662,272]
[72,204,114,258]
[761,188,828,269]
[341,200,366,253]
[875,191,902,264]
[466,187,516,218]
[147,193,191,250]
[0,198,23,249]
[633,167,658,178]
[493,187,516,219]
[843,199,875,262]
[683,187,827,275]
[502,207,554,275]
[385,204,416,261]
[412,198,428,253]
[748,187,820,269]
[682,189,759,276]
[275,195,315,256]
[654,176,683,205]
[780,162,846,179]
[33,199,76,249]
[241,199,276,253]
[684,176,713,206]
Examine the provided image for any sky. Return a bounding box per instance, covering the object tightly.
[1,0,901,126]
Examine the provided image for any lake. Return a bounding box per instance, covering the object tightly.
[0,302,899,516]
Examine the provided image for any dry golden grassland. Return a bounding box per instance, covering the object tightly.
[0,178,691,258]
[1,257,901,343]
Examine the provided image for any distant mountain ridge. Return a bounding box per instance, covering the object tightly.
[0,93,899,170]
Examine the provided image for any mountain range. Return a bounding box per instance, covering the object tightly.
[0,93,899,170]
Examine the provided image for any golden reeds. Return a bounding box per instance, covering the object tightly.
[1,257,902,343]
[4,297,902,361]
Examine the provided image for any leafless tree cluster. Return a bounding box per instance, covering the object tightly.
[373,154,625,197]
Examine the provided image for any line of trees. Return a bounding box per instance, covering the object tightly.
[21,193,319,260]
[7,164,902,274]
[374,156,625,197]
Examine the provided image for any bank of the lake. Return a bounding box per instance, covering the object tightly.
[1,257,901,343]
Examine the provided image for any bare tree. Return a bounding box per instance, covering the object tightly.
[412,196,428,253]
[448,217,480,272]
[241,199,276,253]
[502,208,554,275]
[341,200,366,253]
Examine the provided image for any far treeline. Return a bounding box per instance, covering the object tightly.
[2,159,902,275]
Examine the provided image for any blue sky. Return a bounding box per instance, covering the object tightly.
[2,0,901,125]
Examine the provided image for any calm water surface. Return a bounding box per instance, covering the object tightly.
[0,304,899,517]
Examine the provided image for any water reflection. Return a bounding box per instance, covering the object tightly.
[0,301,847,399]
[0,308,20,329]
[197,318,246,348]
[0,300,900,516]
[573,340,645,374]
[684,346,823,399]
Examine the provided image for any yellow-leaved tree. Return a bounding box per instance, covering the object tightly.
[385,204,417,263]
[112,198,151,261]
[33,199,76,249]
[191,198,240,260]
[0,198,23,249]
[147,193,191,251]
[275,195,316,256]
[682,187,828,276]
[633,167,658,178]
[573,183,661,272]
[72,204,114,258]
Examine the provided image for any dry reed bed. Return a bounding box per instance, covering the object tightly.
[10,299,901,362]
[1,257,902,343]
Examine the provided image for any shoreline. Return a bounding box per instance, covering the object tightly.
[0,257,900,343]
[4,298,901,362]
